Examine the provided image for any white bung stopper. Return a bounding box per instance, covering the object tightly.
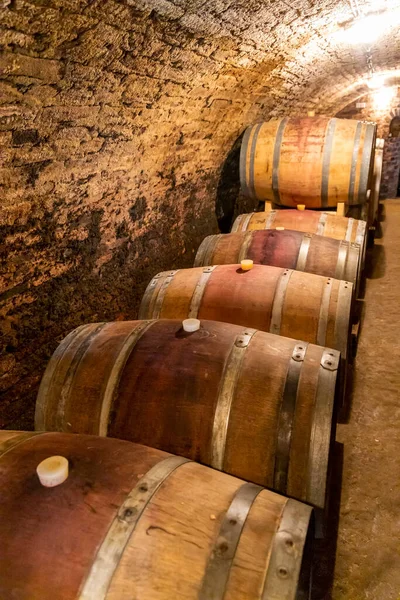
[37,456,69,487]
[183,318,200,333]
[241,259,253,271]
[275,226,285,231]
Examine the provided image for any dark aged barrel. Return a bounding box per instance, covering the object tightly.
[138,265,353,359]
[195,229,361,288]
[240,117,377,207]
[232,210,367,245]
[0,430,313,600]
[36,319,340,509]
[232,209,367,270]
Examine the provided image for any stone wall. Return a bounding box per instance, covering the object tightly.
[0,1,254,428]
[1,0,332,429]
[380,138,400,199]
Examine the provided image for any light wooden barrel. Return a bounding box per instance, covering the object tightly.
[36,319,340,510]
[240,117,377,207]
[138,265,353,360]
[0,430,313,600]
[194,229,361,288]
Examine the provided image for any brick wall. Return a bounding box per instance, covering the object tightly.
[380,138,400,199]
[0,0,304,428]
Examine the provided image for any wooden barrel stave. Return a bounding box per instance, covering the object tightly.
[138,265,352,359]
[0,431,313,600]
[240,117,377,207]
[36,319,339,509]
[194,229,360,287]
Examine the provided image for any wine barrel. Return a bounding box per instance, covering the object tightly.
[232,209,366,245]
[240,117,377,207]
[36,319,340,510]
[0,430,313,600]
[194,229,361,289]
[232,209,367,271]
[138,265,353,359]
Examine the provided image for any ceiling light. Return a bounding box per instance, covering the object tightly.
[367,74,387,89]
[373,87,397,110]
[337,11,398,45]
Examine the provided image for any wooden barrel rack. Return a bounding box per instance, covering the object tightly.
[6,110,381,599]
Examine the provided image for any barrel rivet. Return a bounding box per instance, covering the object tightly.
[37,456,69,488]
[277,566,289,579]
[218,541,229,554]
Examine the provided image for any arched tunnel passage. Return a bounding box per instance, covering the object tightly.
[2,1,400,598]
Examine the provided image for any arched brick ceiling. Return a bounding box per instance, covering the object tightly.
[147,0,400,114]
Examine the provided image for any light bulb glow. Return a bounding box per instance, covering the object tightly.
[373,87,397,110]
[367,74,387,89]
[336,11,400,46]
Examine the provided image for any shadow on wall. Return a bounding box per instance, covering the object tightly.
[215,131,259,232]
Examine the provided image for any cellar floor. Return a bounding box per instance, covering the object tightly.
[329,200,400,600]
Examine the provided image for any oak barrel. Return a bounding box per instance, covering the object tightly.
[36,319,340,509]
[0,430,313,600]
[240,117,377,207]
[138,265,353,359]
[232,209,367,270]
[194,229,361,289]
[232,209,366,245]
